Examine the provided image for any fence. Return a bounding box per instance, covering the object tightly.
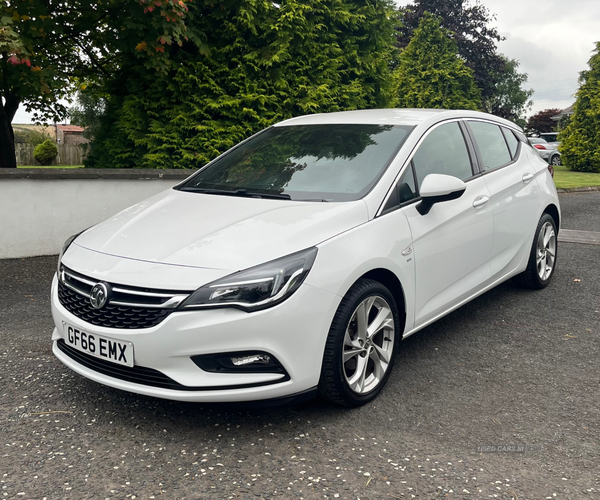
[15,143,87,166]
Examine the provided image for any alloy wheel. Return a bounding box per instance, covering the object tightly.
[536,221,556,281]
[342,295,395,394]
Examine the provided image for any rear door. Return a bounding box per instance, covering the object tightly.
[465,120,540,279]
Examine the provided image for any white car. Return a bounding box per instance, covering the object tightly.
[51,109,560,407]
[528,137,562,166]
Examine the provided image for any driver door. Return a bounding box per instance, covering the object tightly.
[400,121,494,328]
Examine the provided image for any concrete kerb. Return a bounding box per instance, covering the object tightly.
[556,186,600,194]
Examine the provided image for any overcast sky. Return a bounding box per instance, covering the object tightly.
[12,0,600,123]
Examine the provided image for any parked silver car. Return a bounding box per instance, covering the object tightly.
[528,137,561,166]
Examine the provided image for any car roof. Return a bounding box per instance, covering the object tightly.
[275,108,521,130]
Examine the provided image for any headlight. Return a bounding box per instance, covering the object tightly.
[181,247,318,312]
[57,229,88,276]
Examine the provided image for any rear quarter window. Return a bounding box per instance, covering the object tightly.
[501,128,520,159]
[467,121,512,171]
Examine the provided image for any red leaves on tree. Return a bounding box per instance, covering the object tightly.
[7,55,31,66]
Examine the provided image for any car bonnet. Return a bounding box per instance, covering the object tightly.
[70,188,369,272]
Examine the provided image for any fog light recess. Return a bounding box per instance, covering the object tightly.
[232,354,271,366]
[191,351,288,375]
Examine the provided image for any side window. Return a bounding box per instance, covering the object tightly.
[412,122,474,189]
[468,121,512,170]
[501,127,520,159]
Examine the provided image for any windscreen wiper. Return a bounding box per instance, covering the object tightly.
[180,187,291,200]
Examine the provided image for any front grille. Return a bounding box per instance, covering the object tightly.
[57,266,191,329]
[57,339,195,390]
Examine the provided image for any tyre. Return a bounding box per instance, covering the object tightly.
[318,279,401,406]
[513,213,557,289]
[550,154,562,166]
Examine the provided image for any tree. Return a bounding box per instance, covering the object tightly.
[69,88,106,144]
[526,108,561,135]
[395,0,504,102]
[86,0,397,169]
[0,0,192,168]
[393,13,480,110]
[560,42,600,172]
[483,56,533,127]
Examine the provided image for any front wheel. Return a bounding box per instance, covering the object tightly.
[318,279,401,407]
[513,213,558,289]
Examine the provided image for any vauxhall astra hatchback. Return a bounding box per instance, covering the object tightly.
[51,109,560,406]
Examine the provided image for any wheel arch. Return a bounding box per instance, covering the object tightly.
[358,268,407,335]
[543,204,560,233]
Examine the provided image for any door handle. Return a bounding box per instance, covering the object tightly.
[472,195,490,208]
[522,172,534,183]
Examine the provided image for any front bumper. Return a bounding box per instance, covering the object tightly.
[51,274,340,402]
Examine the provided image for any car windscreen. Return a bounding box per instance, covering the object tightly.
[177,124,413,202]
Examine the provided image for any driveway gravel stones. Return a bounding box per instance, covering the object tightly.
[1,192,599,500]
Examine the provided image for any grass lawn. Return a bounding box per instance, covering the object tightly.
[553,165,600,190]
[17,165,84,169]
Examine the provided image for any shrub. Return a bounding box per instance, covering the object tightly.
[33,139,58,166]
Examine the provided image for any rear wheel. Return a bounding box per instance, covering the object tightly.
[550,154,562,166]
[319,279,401,406]
[513,213,557,289]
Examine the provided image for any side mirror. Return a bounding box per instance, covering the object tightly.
[417,174,467,215]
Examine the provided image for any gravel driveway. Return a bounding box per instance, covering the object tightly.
[1,193,598,500]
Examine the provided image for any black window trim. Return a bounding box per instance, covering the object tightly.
[381,160,420,215]
[464,119,521,175]
[377,118,479,217]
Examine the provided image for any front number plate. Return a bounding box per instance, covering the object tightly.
[63,323,134,367]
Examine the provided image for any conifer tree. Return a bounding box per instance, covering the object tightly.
[559,42,600,172]
[86,0,396,169]
[394,13,480,110]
